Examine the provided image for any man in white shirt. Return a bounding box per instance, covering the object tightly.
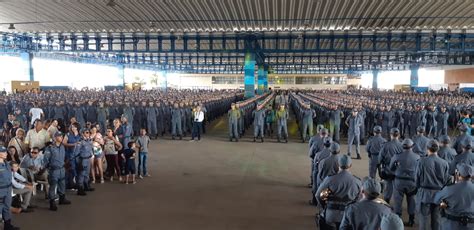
[28,103,44,126]
[11,162,35,213]
[24,120,50,150]
[190,106,205,141]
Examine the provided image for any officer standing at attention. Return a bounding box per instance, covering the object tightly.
[366,126,387,178]
[329,105,343,143]
[437,135,456,163]
[171,103,183,140]
[146,101,158,139]
[378,128,403,204]
[43,131,71,211]
[275,104,289,143]
[436,105,450,137]
[435,163,474,230]
[0,146,20,230]
[389,138,420,226]
[415,139,450,230]
[449,139,474,175]
[317,143,341,189]
[228,103,241,142]
[315,155,362,229]
[412,126,431,157]
[74,129,95,196]
[96,102,109,135]
[452,124,473,154]
[301,101,316,143]
[252,102,266,143]
[345,109,363,159]
[340,177,392,230]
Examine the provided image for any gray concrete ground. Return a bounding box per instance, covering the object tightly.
[14,117,417,230]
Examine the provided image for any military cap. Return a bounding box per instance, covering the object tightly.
[390,128,400,135]
[338,155,352,168]
[457,163,474,177]
[373,126,382,133]
[417,126,426,133]
[402,138,414,148]
[363,177,381,195]
[329,143,340,153]
[438,135,450,144]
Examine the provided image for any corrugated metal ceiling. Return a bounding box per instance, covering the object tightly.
[0,0,473,33]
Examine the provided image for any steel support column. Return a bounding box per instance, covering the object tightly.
[263,64,269,92]
[20,52,34,81]
[410,64,419,89]
[372,69,379,90]
[257,65,265,95]
[244,52,256,98]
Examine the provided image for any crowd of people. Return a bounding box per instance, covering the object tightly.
[1,88,474,230]
[298,90,474,230]
[0,88,243,230]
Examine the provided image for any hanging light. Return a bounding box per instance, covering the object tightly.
[106,0,117,7]
[8,23,15,30]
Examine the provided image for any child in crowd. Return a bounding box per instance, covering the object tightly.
[121,141,137,184]
[136,128,151,179]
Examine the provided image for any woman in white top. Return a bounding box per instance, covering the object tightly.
[103,128,123,182]
[90,126,105,184]
[190,106,205,141]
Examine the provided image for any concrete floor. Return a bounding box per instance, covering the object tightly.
[14,117,416,230]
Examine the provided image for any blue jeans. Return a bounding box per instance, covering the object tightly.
[138,152,148,176]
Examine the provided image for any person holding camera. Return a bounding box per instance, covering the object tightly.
[190,106,204,142]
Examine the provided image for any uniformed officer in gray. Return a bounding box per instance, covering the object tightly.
[437,135,456,163]
[74,129,95,196]
[378,128,403,203]
[415,139,450,230]
[452,124,473,154]
[43,131,71,211]
[366,126,387,178]
[252,102,266,143]
[449,138,474,175]
[0,146,20,230]
[389,138,420,226]
[435,163,474,230]
[171,103,183,140]
[317,143,341,188]
[146,101,159,139]
[310,137,332,205]
[412,126,431,157]
[315,155,362,229]
[435,105,449,138]
[301,101,316,143]
[228,103,241,142]
[340,177,392,230]
[345,109,363,159]
[275,104,289,143]
[96,101,109,135]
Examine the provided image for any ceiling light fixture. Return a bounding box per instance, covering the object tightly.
[106,0,117,7]
[8,23,15,30]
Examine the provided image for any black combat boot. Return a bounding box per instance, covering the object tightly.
[179,135,183,140]
[253,137,256,142]
[229,137,233,142]
[4,219,20,230]
[49,200,58,211]
[235,138,239,142]
[77,186,87,196]
[405,215,415,227]
[261,137,264,143]
[85,183,95,192]
[172,136,176,140]
[59,195,71,205]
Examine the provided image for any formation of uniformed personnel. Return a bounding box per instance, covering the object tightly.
[450,138,474,175]
[42,131,72,211]
[366,126,386,178]
[389,138,420,226]
[316,154,362,229]
[308,129,329,188]
[309,137,332,206]
[435,163,474,229]
[415,139,450,230]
